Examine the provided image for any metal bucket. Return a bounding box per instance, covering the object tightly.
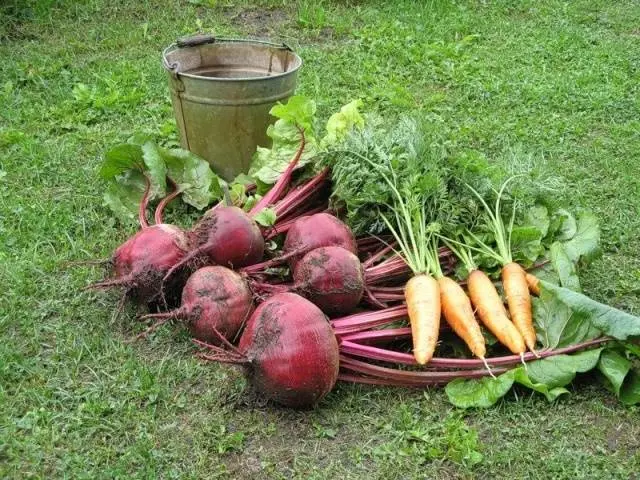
[162,35,302,181]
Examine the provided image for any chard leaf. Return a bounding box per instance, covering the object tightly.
[540,281,640,340]
[102,170,147,225]
[525,204,550,237]
[269,95,315,132]
[548,208,577,241]
[249,96,318,185]
[445,371,515,408]
[563,212,600,262]
[141,142,168,198]
[253,207,277,227]
[163,148,219,210]
[526,348,603,388]
[598,349,632,396]
[510,225,544,265]
[550,242,581,291]
[321,99,365,147]
[511,367,569,402]
[100,143,144,180]
[620,370,640,405]
[445,365,570,409]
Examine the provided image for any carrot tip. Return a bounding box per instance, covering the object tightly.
[520,352,528,369]
[481,357,496,379]
[531,348,541,359]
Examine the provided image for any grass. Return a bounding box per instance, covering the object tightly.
[2,0,640,477]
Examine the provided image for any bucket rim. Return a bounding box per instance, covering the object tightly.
[162,37,303,83]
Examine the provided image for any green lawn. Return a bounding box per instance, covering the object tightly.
[2,0,640,478]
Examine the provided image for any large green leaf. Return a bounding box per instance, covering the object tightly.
[163,148,219,210]
[100,143,144,180]
[533,288,600,349]
[540,281,640,340]
[620,370,640,405]
[597,349,632,396]
[445,371,515,408]
[511,368,569,402]
[547,208,577,242]
[524,204,550,238]
[526,348,603,388]
[102,170,147,225]
[550,242,580,291]
[510,225,544,265]
[321,99,365,147]
[446,349,603,409]
[563,212,600,262]
[141,141,168,198]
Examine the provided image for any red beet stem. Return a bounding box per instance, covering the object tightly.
[339,336,611,369]
[272,168,329,220]
[339,327,411,344]
[154,177,180,225]
[362,241,397,269]
[249,127,306,215]
[337,372,428,387]
[139,176,151,228]
[331,305,408,335]
[339,355,508,384]
[363,286,389,309]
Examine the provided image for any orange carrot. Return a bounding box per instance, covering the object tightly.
[467,269,525,355]
[438,276,486,359]
[525,271,540,296]
[405,274,441,365]
[502,262,536,352]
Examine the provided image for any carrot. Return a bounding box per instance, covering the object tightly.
[465,178,537,354]
[361,154,444,365]
[467,269,525,355]
[502,262,536,352]
[406,275,440,365]
[438,276,486,359]
[525,271,540,296]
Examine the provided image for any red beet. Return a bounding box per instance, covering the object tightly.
[163,205,264,281]
[139,266,253,343]
[283,213,357,270]
[197,293,339,408]
[90,224,190,305]
[293,246,364,316]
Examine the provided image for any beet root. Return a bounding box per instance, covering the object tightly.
[89,224,190,306]
[197,292,339,408]
[293,246,364,316]
[139,266,253,343]
[283,213,357,270]
[193,206,264,267]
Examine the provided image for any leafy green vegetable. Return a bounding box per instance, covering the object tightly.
[161,147,219,210]
[103,171,147,224]
[100,137,222,224]
[249,96,364,186]
[524,204,550,237]
[597,349,632,396]
[446,349,602,408]
[549,242,580,291]
[540,281,640,340]
[533,291,599,349]
[321,99,365,147]
[527,348,603,388]
[619,371,640,405]
[562,212,601,263]
[253,208,277,227]
[445,372,515,408]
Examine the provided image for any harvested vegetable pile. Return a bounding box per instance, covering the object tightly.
[88,96,640,409]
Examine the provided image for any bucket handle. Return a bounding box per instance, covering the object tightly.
[162,35,293,77]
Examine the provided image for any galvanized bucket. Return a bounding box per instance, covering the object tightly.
[162,35,302,181]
